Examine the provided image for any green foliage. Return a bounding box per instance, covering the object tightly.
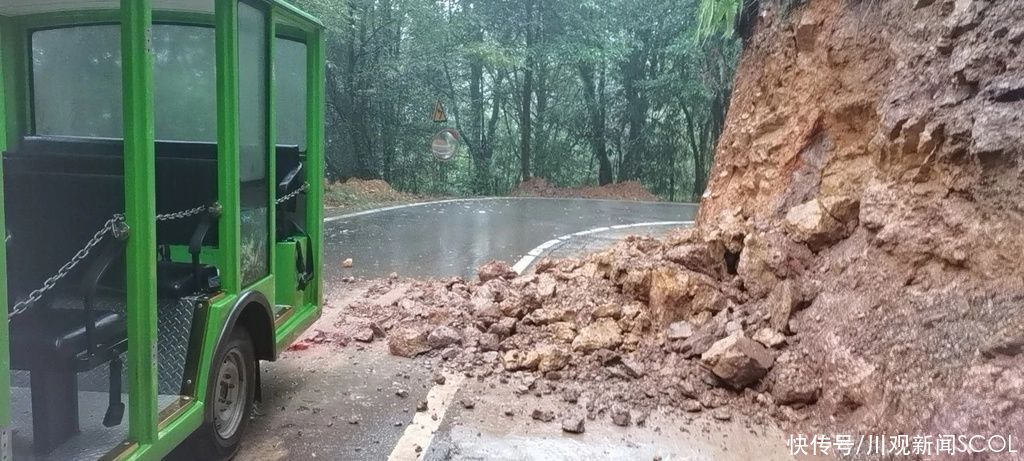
[697,0,741,39]
[299,0,740,202]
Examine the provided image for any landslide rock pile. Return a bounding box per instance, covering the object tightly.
[335,226,831,425]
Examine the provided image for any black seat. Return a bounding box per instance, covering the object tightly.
[9,309,125,369]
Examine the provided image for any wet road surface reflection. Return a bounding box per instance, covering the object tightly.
[323,198,698,280]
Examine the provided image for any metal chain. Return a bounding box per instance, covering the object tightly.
[8,201,223,320]
[8,214,125,319]
[8,182,309,320]
[157,204,208,222]
[276,182,310,205]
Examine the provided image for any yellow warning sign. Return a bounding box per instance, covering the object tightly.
[432,100,448,123]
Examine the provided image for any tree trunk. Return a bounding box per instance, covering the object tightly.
[618,36,650,182]
[519,0,534,182]
[579,62,612,185]
[681,104,707,198]
[469,17,488,193]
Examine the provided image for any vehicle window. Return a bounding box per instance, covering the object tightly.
[239,2,268,182]
[274,37,307,150]
[238,1,270,286]
[31,24,216,142]
[154,24,216,142]
[32,25,123,138]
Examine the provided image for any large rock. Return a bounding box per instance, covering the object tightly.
[795,17,819,54]
[771,359,822,406]
[736,233,782,299]
[503,349,540,371]
[572,318,623,353]
[663,233,727,279]
[534,344,570,372]
[784,197,858,251]
[548,322,578,343]
[648,268,726,328]
[524,307,574,326]
[478,260,517,282]
[766,279,800,333]
[388,326,433,358]
[474,279,511,303]
[535,274,558,298]
[701,334,776,389]
[426,326,462,349]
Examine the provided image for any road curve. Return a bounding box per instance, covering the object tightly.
[323,197,698,280]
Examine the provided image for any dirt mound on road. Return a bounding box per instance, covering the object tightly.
[514,177,659,202]
[325,178,423,209]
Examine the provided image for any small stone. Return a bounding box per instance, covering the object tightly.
[594,349,620,366]
[395,389,409,398]
[460,398,475,409]
[416,400,429,412]
[388,326,432,358]
[562,386,582,403]
[536,274,558,297]
[752,328,787,348]
[531,409,555,422]
[440,347,459,361]
[342,258,354,268]
[619,357,645,379]
[666,321,695,341]
[712,409,731,421]
[593,303,623,320]
[433,373,447,385]
[478,333,501,352]
[502,349,540,371]
[426,326,462,349]
[479,260,517,282]
[389,272,399,279]
[611,407,631,427]
[394,421,404,427]
[488,317,518,338]
[348,415,360,425]
[503,407,516,417]
[682,399,703,413]
[561,415,586,434]
[352,328,375,343]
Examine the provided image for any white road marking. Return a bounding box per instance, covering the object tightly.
[324,197,696,223]
[388,373,466,461]
[511,221,694,275]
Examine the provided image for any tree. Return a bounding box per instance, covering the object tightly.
[296,0,740,201]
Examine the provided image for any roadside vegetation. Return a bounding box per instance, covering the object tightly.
[324,179,432,214]
[293,0,739,202]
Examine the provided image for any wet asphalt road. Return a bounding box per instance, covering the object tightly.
[323,198,698,279]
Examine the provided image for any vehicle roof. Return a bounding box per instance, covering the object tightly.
[0,0,323,27]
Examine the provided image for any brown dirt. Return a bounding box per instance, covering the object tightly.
[324,178,425,210]
[698,0,1024,451]
[513,177,660,202]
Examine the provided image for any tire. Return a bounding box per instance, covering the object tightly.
[176,327,256,460]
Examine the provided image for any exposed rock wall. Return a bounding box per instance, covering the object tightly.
[697,0,1024,438]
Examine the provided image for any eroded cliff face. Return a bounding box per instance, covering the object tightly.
[698,0,1024,438]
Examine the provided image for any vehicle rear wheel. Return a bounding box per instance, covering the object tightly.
[176,327,256,460]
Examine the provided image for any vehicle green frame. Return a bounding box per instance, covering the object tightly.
[0,0,325,459]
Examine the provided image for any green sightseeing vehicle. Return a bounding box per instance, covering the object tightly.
[0,0,325,459]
